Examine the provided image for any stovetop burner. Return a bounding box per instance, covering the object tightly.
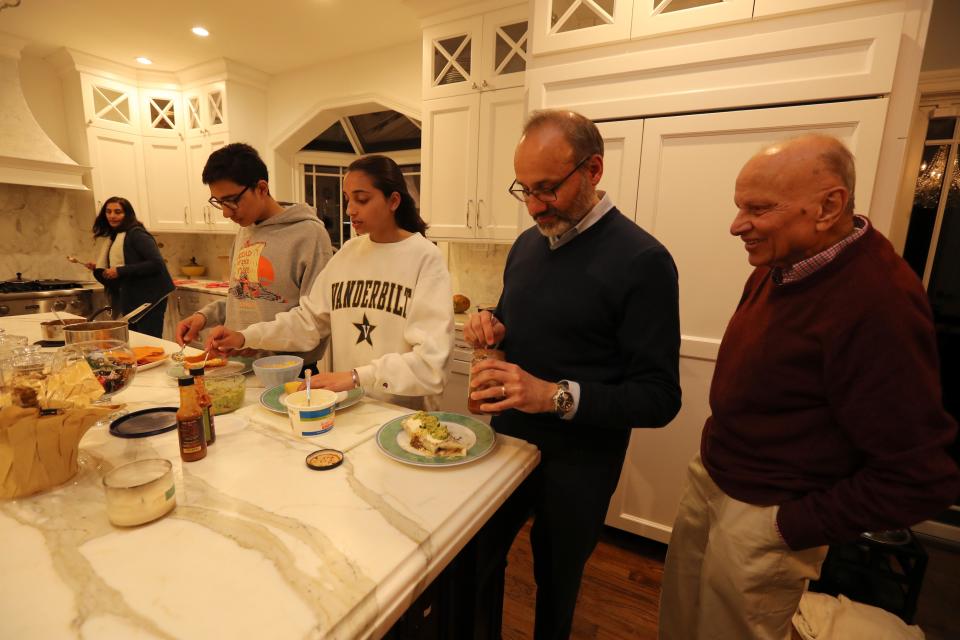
[0,272,84,294]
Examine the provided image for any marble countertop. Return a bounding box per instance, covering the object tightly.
[0,313,538,639]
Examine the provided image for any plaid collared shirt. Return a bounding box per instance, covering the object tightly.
[774,215,869,285]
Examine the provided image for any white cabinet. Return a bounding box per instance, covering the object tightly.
[86,128,148,216]
[142,137,190,230]
[602,98,888,542]
[422,5,528,100]
[422,87,525,242]
[185,134,231,230]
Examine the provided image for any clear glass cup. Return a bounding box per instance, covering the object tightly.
[468,347,506,415]
[63,339,137,401]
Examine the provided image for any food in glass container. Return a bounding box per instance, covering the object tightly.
[206,373,246,415]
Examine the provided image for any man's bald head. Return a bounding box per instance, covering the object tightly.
[751,135,856,215]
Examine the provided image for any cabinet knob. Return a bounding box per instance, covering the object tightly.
[481,80,489,89]
[471,82,479,90]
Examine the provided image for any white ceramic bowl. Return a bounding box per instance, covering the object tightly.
[252,355,303,388]
[284,389,337,437]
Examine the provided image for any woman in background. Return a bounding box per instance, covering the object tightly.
[82,197,174,338]
[205,155,453,410]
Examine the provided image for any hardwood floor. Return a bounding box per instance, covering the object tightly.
[502,520,666,640]
[502,519,960,640]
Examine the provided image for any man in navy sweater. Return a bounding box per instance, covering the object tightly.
[658,135,960,639]
[465,110,681,639]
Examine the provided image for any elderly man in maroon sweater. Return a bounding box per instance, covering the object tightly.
[658,134,960,640]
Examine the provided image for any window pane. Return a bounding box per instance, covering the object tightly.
[301,122,354,153]
[926,117,957,142]
[903,144,950,276]
[927,152,960,321]
[349,111,421,153]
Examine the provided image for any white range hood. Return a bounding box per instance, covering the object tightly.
[0,36,87,191]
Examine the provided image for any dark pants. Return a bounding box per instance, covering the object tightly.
[129,299,166,338]
[496,432,629,639]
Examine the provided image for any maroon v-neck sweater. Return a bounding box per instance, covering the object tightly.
[702,226,960,550]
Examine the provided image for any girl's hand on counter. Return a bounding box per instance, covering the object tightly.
[205,326,245,356]
[102,267,119,279]
[304,371,355,393]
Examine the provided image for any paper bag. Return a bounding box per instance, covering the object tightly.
[0,405,114,499]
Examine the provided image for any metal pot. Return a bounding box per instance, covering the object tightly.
[63,321,129,345]
[40,318,87,341]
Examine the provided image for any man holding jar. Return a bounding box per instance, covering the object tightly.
[464,109,681,639]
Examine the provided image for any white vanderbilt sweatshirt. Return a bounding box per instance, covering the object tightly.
[241,233,454,408]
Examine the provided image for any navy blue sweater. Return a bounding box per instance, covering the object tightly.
[492,208,681,454]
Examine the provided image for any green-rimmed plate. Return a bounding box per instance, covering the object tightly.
[259,384,364,414]
[376,411,496,467]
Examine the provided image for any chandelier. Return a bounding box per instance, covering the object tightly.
[915,145,960,210]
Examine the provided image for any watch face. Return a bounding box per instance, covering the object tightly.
[555,387,574,415]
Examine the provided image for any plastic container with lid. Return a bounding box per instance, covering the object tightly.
[103,458,176,526]
[206,373,246,415]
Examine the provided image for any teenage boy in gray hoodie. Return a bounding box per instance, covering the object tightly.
[175,143,333,368]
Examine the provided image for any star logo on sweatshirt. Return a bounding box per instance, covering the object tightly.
[354,313,376,346]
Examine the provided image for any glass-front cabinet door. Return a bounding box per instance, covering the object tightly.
[422,16,484,100]
[632,0,754,37]
[531,0,634,55]
[140,89,182,138]
[82,76,140,133]
[480,5,529,91]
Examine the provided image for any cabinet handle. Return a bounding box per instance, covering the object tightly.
[176,296,182,316]
[466,200,473,228]
[183,206,188,224]
[476,199,484,229]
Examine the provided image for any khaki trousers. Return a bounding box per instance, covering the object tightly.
[658,456,828,640]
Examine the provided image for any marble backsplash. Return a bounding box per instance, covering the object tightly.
[0,184,98,281]
[154,232,235,281]
[0,183,236,282]
[444,242,510,310]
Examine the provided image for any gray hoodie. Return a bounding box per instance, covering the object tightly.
[198,203,333,365]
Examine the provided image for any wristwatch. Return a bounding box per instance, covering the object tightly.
[552,380,574,418]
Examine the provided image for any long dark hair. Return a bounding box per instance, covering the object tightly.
[92,197,145,237]
[347,155,427,235]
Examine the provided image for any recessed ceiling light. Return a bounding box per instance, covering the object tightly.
[192,26,210,37]
[136,57,153,65]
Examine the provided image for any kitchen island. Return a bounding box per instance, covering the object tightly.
[0,313,539,638]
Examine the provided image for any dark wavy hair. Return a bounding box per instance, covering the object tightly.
[92,197,145,237]
[347,155,427,235]
[202,142,269,188]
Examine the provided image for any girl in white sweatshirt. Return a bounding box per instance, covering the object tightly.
[206,155,454,409]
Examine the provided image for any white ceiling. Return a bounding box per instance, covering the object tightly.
[0,0,472,75]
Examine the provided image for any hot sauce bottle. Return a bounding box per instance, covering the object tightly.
[177,377,207,462]
[189,365,216,445]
